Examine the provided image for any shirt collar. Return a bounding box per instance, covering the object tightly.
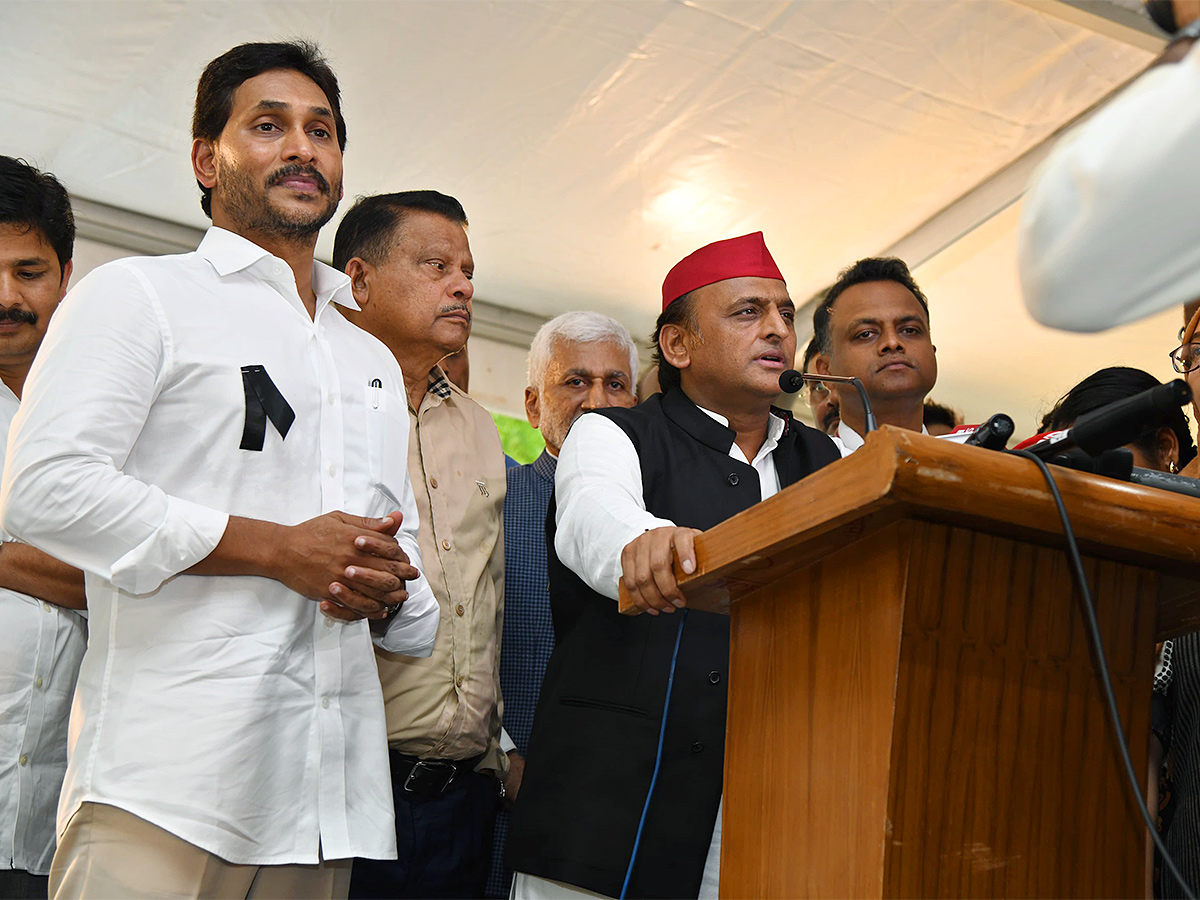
[428,367,452,400]
[532,449,558,482]
[196,227,359,311]
[838,421,927,452]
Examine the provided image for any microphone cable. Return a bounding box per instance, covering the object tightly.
[1013,449,1195,899]
[619,610,689,900]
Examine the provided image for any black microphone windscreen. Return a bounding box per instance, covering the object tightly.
[779,369,804,393]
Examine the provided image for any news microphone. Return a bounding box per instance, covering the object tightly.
[1070,379,1191,455]
[1023,379,1192,459]
[964,413,1015,450]
[779,369,878,433]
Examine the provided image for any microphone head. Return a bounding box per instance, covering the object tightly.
[779,369,804,393]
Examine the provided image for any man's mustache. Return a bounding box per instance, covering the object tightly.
[0,307,38,325]
[822,406,839,431]
[266,164,330,195]
[440,303,472,322]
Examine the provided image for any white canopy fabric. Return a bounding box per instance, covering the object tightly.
[0,0,1173,433]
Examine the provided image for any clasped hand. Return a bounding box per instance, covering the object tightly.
[284,510,418,621]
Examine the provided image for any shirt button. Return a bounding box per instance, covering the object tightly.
[34,676,43,689]
[455,675,464,688]
[708,671,721,684]
[19,754,28,766]
[328,464,337,476]
[442,539,451,551]
[327,393,335,406]
[321,697,330,709]
[430,478,439,489]
[42,602,52,613]
[691,742,704,754]
[727,473,739,486]
[325,618,335,628]
[456,604,465,616]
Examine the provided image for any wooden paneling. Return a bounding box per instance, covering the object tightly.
[721,518,1158,899]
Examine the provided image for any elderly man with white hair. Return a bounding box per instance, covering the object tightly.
[485,310,638,898]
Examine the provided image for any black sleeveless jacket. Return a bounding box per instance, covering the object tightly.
[505,389,840,898]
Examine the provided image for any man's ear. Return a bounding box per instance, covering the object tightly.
[191,138,218,189]
[658,324,692,373]
[814,353,832,377]
[524,386,541,429]
[344,258,373,309]
[57,260,73,300]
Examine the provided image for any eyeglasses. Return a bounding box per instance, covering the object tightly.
[1170,342,1200,374]
[802,380,830,402]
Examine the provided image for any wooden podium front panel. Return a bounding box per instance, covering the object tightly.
[722,524,911,898]
[722,519,1157,899]
[884,522,1155,898]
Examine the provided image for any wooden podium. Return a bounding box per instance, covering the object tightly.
[622,427,1200,898]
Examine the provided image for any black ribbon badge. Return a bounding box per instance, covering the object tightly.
[240,365,296,451]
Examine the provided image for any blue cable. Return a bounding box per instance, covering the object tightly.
[619,609,689,900]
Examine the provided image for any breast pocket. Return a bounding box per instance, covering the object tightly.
[364,383,411,509]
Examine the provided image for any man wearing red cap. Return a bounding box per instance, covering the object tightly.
[505,233,839,899]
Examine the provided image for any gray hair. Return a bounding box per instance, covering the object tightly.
[527,311,639,391]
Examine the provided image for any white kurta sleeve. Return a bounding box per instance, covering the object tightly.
[1019,46,1200,332]
[373,456,439,656]
[554,413,675,601]
[0,262,229,594]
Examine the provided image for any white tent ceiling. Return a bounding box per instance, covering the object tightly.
[0,0,1178,433]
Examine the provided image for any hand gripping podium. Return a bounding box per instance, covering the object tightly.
[618,426,1200,898]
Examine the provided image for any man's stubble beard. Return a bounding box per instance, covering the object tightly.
[216,157,341,241]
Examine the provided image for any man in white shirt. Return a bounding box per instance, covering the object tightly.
[812,257,939,456]
[1019,3,1200,332]
[0,156,87,900]
[0,41,439,900]
[506,233,840,899]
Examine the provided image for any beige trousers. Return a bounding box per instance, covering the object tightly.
[49,802,352,900]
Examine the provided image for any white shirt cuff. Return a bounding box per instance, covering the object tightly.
[372,583,439,656]
[499,727,517,754]
[109,496,229,595]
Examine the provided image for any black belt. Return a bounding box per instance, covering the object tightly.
[388,750,485,796]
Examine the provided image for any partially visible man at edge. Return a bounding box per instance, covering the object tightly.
[333,190,507,899]
[0,156,86,900]
[485,310,640,899]
[1,42,440,900]
[506,232,841,899]
[813,257,943,456]
[801,335,840,436]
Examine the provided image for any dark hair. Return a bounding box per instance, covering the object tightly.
[813,257,929,355]
[332,191,468,273]
[923,400,959,431]
[650,291,698,393]
[802,336,820,373]
[1048,366,1197,468]
[192,41,347,218]
[0,156,74,272]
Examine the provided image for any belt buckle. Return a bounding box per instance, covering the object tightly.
[403,759,457,794]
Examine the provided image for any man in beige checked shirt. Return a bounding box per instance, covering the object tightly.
[333,190,507,899]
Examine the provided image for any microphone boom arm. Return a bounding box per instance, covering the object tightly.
[779,370,877,433]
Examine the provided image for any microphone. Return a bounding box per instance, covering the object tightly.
[1024,379,1191,459]
[964,413,1015,450]
[779,369,878,433]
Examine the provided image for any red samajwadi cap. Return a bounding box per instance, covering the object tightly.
[661,231,785,311]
